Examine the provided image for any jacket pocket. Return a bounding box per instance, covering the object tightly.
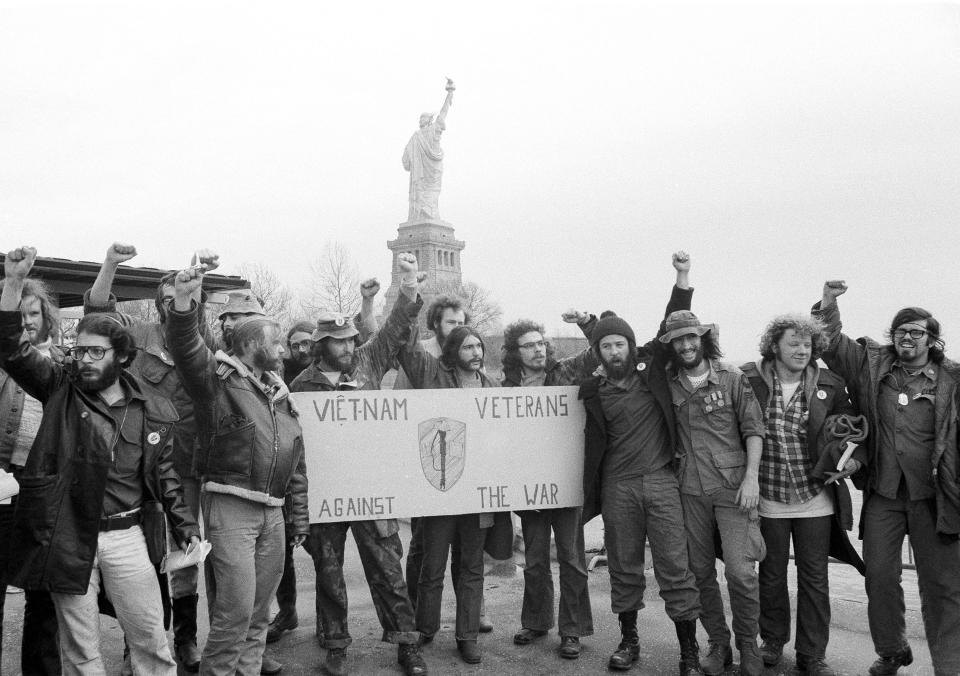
[209,420,256,477]
[704,402,735,432]
[711,450,746,489]
[138,354,173,386]
[15,475,59,544]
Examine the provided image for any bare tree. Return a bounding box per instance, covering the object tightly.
[234,262,296,328]
[301,241,362,318]
[115,298,160,323]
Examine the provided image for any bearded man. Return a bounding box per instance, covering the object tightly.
[2,246,199,674]
[576,252,704,675]
[289,259,429,676]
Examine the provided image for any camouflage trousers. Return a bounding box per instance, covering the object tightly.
[305,521,420,649]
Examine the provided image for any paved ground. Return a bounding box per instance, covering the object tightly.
[2,518,937,676]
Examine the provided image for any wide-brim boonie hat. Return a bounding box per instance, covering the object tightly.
[312,312,359,341]
[659,310,712,343]
[217,289,266,320]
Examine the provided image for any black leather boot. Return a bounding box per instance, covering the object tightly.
[609,610,640,671]
[674,619,704,676]
[172,593,201,673]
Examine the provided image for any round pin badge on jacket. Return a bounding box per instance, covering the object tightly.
[148,432,161,445]
[816,390,827,400]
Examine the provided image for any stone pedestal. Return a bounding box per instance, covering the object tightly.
[383,219,465,320]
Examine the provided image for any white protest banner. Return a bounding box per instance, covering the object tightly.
[291,386,585,523]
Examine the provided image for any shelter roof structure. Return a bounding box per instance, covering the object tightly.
[0,254,249,308]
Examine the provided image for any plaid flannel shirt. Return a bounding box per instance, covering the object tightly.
[759,372,823,503]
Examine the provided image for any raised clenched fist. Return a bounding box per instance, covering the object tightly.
[105,242,137,266]
[561,309,589,324]
[360,278,380,299]
[4,246,37,281]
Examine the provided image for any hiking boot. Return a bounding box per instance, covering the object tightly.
[456,639,481,664]
[609,610,640,671]
[260,655,283,675]
[397,643,428,676]
[675,619,703,676]
[174,642,201,673]
[267,609,299,643]
[701,641,732,676]
[321,648,347,676]
[760,639,783,666]
[796,653,837,676]
[559,636,581,660]
[736,638,763,676]
[513,627,548,645]
[868,646,914,676]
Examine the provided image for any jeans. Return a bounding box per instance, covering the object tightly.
[602,468,701,621]
[863,490,960,672]
[518,506,593,637]
[200,492,284,676]
[683,488,764,644]
[51,525,176,676]
[306,520,419,649]
[416,514,486,641]
[275,523,298,617]
[169,476,201,599]
[759,515,831,657]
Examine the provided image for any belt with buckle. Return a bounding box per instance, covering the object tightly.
[99,509,141,532]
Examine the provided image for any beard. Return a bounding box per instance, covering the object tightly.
[601,352,635,380]
[221,328,234,351]
[319,342,357,373]
[72,359,123,393]
[458,356,483,372]
[675,344,705,370]
[252,347,282,372]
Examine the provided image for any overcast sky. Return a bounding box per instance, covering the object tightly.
[2,1,959,361]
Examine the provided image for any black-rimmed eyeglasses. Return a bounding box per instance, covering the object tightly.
[68,346,114,361]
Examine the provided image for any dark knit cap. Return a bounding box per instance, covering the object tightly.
[591,314,636,348]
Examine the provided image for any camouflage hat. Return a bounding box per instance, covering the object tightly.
[217,289,266,320]
[311,312,359,341]
[659,310,712,343]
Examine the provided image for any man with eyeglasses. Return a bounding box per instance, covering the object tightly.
[0,246,200,674]
[814,281,960,675]
[86,242,219,672]
[288,264,430,676]
[498,318,598,660]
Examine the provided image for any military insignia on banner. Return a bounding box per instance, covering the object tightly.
[419,417,466,492]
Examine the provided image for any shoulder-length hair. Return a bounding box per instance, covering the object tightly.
[758,314,829,362]
[1,278,61,342]
[440,326,484,368]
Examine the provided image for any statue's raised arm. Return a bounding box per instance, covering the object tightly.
[402,78,455,223]
[436,78,455,127]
